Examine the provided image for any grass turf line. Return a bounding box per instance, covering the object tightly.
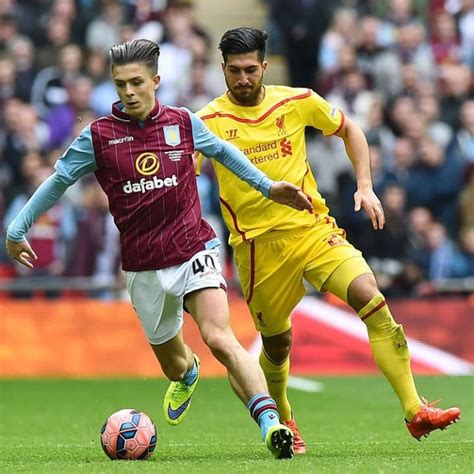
[0,375,472,473]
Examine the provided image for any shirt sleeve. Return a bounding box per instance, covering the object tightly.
[54,124,97,183]
[186,109,274,197]
[6,125,97,242]
[299,90,344,136]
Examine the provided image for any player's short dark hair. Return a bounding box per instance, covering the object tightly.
[219,27,267,63]
[109,39,160,74]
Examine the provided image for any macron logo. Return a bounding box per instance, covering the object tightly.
[108,136,134,145]
[123,175,179,194]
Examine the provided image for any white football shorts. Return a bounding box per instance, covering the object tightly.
[124,248,226,345]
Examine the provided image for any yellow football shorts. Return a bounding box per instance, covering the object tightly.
[233,217,373,337]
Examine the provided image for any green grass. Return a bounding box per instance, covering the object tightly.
[0,376,472,473]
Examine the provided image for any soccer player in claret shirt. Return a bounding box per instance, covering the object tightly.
[196,27,461,452]
[5,39,317,459]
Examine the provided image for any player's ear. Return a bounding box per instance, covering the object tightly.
[153,75,161,90]
[262,61,268,73]
[221,61,225,72]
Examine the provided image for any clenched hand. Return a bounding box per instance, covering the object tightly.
[6,239,38,268]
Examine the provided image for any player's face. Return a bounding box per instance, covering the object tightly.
[112,63,160,120]
[223,51,267,106]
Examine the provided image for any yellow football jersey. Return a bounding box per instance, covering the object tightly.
[197,85,344,246]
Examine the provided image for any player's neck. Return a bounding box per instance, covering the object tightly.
[227,85,266,107]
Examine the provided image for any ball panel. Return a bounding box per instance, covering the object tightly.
[100,409,157,461]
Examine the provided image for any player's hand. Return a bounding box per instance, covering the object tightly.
[269,181,313,212]
[354,187,385,230]
[6,238,38,268]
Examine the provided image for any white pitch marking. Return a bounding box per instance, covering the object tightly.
[297,297,474,375]
[288,376,325,392]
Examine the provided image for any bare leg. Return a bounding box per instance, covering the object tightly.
[149,329,194,381]
[185,287,268,402]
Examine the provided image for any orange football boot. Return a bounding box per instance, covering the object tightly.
[283,418,306,454]
[406,398,461,441]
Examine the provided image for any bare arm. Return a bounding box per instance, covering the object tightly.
[335,116,385,230]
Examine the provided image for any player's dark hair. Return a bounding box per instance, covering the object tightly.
[109,39,160,74]
[219,27,267,63]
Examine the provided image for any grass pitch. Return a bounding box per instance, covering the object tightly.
[0,375,472,473]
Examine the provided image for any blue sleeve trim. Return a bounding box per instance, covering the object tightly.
[205,237,221,249]
[186,109,273,197]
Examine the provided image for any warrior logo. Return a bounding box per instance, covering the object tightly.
[225,128,239,140]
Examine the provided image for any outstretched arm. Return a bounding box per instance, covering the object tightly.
[335,116,385,230]
[6,173,70,267]
[6,125,97,267]
[187,110,312,212]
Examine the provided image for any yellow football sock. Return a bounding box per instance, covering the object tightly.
[359,294,422,420]
[259,348,292,421]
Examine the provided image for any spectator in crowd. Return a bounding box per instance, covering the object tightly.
[430,10,462,66]
[366,183,408,295]
[85,49,118,117]
[394,21,436,85]
[418,91,453,148]
[318,43,359,96]
[327,68,377,130]
[2,101,49,205]
[319,8,358,75]
[0,54,16,110]
[46,75,95,149]
[446,99,474,165]
[406,136,463,235]
[267,0,335,88]
[364,96,396,164]
[424,221,466,281]
[35,13,74,70]
[8,35,37,103]
[387,94,417,136]
[439,64,471,131]
[156,0,209,106]
[31,43,83,118]
[85,0,126,53]
[0,11,18,50]
[355,15,401,98]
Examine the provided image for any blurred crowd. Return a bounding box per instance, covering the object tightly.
[0,0,473,298]
[266,0,474,296]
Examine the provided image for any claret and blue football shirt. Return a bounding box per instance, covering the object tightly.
[7,100,274,271]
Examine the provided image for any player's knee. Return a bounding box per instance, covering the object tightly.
[347,274,380,312]
[262,331,292,363]
[202,328,236,362]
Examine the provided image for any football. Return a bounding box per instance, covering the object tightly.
[100,409,157,460]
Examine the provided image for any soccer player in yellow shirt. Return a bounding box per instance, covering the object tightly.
[197,27,461,453]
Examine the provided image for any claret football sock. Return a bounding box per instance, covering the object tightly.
[359,293,422,421]
[259,349,292,421]
[247,394,281,441]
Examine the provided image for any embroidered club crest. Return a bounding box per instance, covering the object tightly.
[163,125,181,147]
